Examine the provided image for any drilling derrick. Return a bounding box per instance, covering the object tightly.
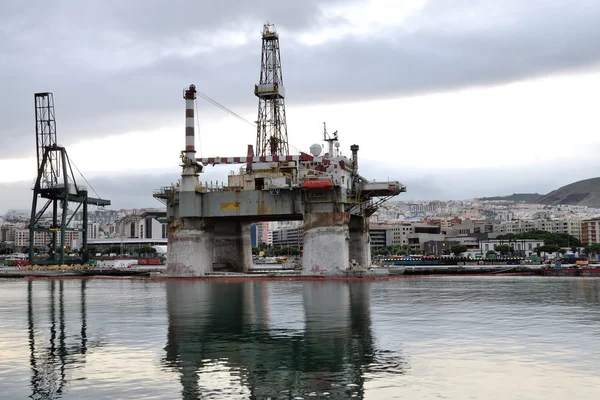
[255,23,289,156]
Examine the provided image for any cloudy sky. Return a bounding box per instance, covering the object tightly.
[2,0,600,213]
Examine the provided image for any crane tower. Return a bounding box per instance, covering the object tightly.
[254,23,289,156]
[29,92,110,265]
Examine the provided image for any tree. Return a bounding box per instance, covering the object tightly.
[135,246,157,254]
[392,246,407,256]
[495,244,513,255]
[108,245,122,255]
[497,231,580,248]
[272,247,301,256]
[373,247,391,256]
[584,243,600,255]
[451,244,468,256]
[539,244,560,253]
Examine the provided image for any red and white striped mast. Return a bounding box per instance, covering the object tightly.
[181,84,202,191]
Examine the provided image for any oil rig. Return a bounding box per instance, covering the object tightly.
[154,23,405,277]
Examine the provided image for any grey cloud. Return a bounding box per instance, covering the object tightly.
[2,0,600,159]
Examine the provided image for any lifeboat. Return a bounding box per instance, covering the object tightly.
[302,179,334,190]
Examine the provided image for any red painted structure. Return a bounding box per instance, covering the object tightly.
[302,179,334,190]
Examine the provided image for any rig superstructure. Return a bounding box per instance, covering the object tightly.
[154,23,405,277]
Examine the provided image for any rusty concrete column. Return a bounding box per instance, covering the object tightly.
[166,217,214,276]
[348,215,371,268]
[212,220,253,272]
[302,211,350,276]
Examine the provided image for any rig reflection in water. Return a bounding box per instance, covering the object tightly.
[162,281,405,399]
[27,279,102,399]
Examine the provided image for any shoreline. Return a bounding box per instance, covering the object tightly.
[2,264,597,281]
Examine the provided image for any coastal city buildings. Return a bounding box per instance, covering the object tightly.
[2,208,168,250]
[2,199,599,254]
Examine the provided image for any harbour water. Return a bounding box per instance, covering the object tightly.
[0,277,599,399]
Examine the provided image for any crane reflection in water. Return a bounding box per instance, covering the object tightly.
[27,279,101,399]
[163,281,406,399]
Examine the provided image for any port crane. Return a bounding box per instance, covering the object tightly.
[29,92,110,265]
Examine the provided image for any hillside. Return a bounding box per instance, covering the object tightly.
[479,193,544,203]
[538,177,600,208]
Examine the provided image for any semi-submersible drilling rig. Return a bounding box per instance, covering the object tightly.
[154,24,406,277]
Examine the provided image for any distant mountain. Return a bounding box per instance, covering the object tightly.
[537,177,600,208]
[478,193,544,203]
[480,178,600,208]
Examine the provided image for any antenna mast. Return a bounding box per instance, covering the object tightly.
[323,122,338,157]
[254,23,289,156]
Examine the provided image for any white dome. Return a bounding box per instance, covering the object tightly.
[309,143,322,157]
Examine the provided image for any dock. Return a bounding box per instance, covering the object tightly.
[1,265,550,280]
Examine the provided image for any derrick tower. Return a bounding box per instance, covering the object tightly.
[254,23,289,156]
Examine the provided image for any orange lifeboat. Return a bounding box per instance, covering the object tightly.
[302,179,334,190]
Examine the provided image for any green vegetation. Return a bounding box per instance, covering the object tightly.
[494,244,513,255]
[372,246,409,256]
[450,244,468,256]
[479,193,544,203]
[583,243,600,255]
[252,243,301,257]
[536,244,561,254]
[496,231,580,248]
[135,246,157,255]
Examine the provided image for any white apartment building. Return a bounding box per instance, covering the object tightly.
[0,224,19,242]
[390,223,414,247]
[139,216,168,240]
[88,223,100,239]
[493,219,581,240]
[116,214,142,238]
[14,229,83,249]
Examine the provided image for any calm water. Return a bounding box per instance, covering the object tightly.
[0,277,599,399]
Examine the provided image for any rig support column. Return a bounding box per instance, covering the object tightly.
[302,211,350,276]
[167,218,215,276]
[348,215,371,268]
[212,220,253,272]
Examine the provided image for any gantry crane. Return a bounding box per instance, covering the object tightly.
[29,92,110,265]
